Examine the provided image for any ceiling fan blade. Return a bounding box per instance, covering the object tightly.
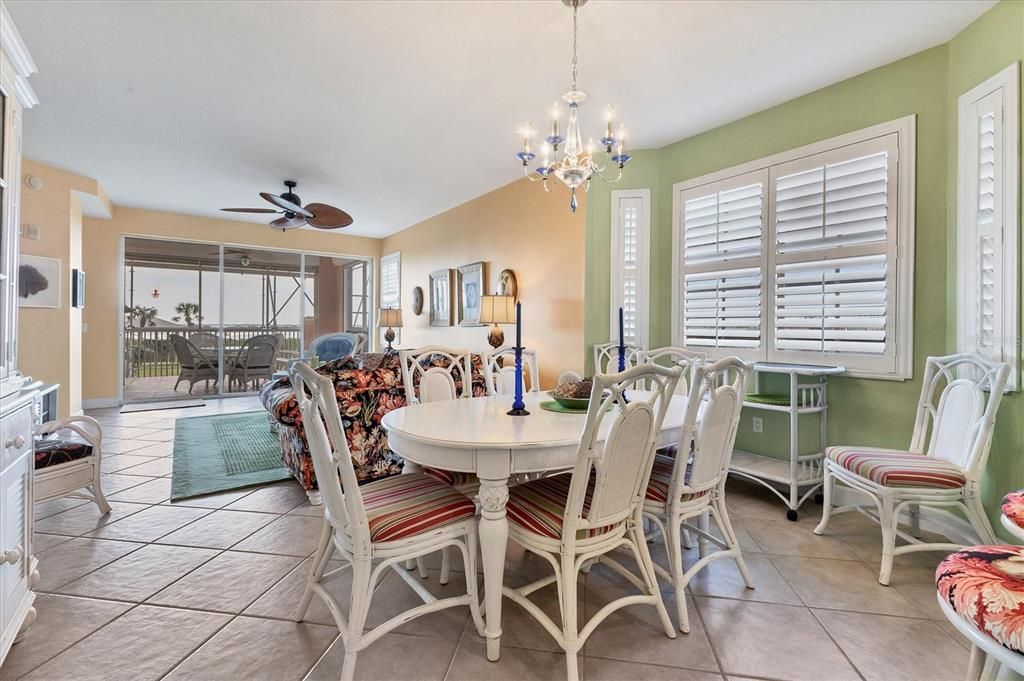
[305,203,354,229]
[220,207,279,214]
[260,192,313,218]
[269,215,307,230]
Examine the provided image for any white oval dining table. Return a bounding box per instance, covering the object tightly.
[381,390,687,662]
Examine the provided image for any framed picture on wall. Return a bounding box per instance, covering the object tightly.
[429,269,453,326]
[457,261,485,326]
[18,255,61,308]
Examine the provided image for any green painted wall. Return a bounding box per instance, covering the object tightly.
[583,1,1024,528]
[947,0,1024,532]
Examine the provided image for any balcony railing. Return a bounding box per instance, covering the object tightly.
[123,325,302,380]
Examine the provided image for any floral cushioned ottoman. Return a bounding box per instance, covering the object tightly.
[935,545,1024,654]
[260,351,488,493]
[1002,490,1024,530]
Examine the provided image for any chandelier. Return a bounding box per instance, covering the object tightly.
[515,0,631,212]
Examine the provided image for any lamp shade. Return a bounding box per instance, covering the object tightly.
[479,295,516,325]
[379,308,403,328]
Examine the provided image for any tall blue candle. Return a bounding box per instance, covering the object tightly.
[508,301,529,416]
[617,306,626,371]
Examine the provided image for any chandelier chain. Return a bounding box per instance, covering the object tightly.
[570,2,578,92]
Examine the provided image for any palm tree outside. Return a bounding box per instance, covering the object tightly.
[172,301,202,327]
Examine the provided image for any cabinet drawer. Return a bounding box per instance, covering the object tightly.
[0,406,32,472]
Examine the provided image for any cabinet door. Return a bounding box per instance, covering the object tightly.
[0,450,30,638]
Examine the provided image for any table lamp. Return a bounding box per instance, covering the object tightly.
[479,294,516,349]
[379,308,403,352]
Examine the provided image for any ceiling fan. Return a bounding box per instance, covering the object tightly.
[221,180,354,231]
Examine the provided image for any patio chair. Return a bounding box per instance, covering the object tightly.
[187,330,220,353]
[226,334,281,392]
[169,333,219,394]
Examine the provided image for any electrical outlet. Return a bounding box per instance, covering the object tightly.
[752,416,764,434]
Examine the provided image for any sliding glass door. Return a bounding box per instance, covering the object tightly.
[121,236,371,403]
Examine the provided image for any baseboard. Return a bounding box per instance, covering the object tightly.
[82,397,120,410]
[833,486,982,545]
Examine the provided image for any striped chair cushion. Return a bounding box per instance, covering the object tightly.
[361,473,476,542]
[936,545,1024,654]
[828,448,966,490]
[645,454,708,504]
[423,467,479,488]
[507,474,619,541]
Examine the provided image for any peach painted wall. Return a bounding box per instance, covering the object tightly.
[81,204,381,404]
[17,160,109,416]
[380,178,585,388]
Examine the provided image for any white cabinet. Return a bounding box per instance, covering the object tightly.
[0,1,38,666]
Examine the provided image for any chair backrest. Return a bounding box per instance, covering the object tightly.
[593,341,643,375]
[637,346,706,397]
[237,336,279,370]
[672,357,751,498]
[289,362,371,554]
[308,332,360,363]
[169,334,201,368]
[188,331,219,352]
[484,346,540,396]
[399,346,473,404]
[561,362,682,544]
[909,353,1010,474]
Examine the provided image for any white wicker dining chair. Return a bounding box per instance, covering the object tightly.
[593,341,643,375]
[643,356,753,632]
[814,353,1011,586]
[398,345,476,582]
[289,363,485,681]
[484,346,540,396]
[399,345,474,404]
[636,346,706,396]
[502,362,683,681]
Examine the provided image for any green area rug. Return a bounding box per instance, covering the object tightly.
[170,410,292,501]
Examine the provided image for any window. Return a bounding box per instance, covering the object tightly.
[344,261,369,333]
[673,117,915,379]
[610,189,650,346]
[957,63,1019,391]
[379,251,400,344]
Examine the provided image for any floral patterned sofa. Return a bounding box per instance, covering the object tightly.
[259,351,488,499]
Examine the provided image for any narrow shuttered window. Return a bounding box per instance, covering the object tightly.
[610,189,650,347]
[957,63,1019,390]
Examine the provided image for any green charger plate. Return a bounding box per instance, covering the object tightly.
[540,400,590,414]
[744,393,791,406]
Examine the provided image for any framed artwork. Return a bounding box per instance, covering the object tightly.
[429,269,453,326]
[72,269,86,308]
[457,261,486,326]
[18,255,61,308]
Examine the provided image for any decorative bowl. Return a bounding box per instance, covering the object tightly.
[550,393,591,410]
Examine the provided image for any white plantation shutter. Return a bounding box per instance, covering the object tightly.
[673,117,915,378]
[775,255,887,354]
[677,170,767,360]
[957,64,1019,390]
[379,252,401,344]
[610,190,650,346]
[683,267,762,349]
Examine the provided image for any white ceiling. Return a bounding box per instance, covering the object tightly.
[7,0,993,238]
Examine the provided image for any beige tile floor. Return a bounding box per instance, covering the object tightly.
[0,397,971,681]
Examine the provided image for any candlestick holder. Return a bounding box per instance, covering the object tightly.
[507,345,530,416]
